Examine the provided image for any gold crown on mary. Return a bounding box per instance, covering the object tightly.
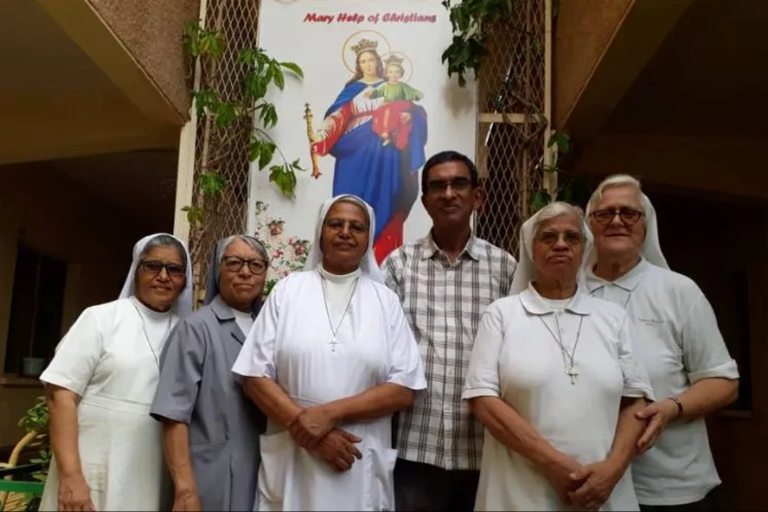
[351,38,378,55]
[384,54,404,67]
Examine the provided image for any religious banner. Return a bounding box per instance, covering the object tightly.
[249,0,477,287]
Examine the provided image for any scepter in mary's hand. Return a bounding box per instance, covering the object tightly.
[304,103,322,179]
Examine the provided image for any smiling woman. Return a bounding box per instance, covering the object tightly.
[232,194,427,511]
[36,233,193,512]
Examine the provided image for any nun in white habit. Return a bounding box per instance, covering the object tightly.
[462,202,654,511]
[38,233,193,512]
[583,175,739,510]
[232,194,427,511]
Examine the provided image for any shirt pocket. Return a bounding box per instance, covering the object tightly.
[258,431,293,506]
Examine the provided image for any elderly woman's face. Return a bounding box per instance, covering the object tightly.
[321,200,369,273]
[135,245,186,311]
[218,238,267,312]
[532,213,585,280]
[589,185,646,258]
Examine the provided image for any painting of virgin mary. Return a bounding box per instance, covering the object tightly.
[311,38,428,264]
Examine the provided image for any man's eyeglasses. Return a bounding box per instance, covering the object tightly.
[425,177,473,194]
[590,207,644,226]
[140,260,186,278]
[536,231,583,246]
[223,256,268,275]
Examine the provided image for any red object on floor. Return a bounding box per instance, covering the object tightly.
[373,212,405,264]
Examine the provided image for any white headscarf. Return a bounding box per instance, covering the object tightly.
[509,202,593,295]
[303,194,384,283]
[118,233,194,317]
[584,192,670,271]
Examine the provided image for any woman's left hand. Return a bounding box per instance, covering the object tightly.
[400,112,412,124]
[567,461,621,511]
[289,406,336,449]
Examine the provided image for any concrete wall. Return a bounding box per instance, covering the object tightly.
[0,162,145,447]
[87,0,200,119]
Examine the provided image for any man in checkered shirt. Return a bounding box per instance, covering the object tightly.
[382,151,517,510]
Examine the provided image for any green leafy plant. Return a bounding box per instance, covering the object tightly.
[530,130,591,212]
[181,21,305,227]
[441,0,516,87]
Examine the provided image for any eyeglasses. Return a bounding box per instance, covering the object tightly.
[140,260,186,278]
[223,256,268,275]
[425,177,473,194]
[590,207,644,226]
[324,218,368,236]
[536,231,583,246]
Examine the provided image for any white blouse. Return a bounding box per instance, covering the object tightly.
[584,258,740,506]
[463,283,654,511]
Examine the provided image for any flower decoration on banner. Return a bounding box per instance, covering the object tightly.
[253,201,312,296]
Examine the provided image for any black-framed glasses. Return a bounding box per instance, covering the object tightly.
[223,256,268,275]
[140,260,186,278]
[426,177,473,194]
[323,218,368,236]
[590,207,644,226]
[536,231,583,246]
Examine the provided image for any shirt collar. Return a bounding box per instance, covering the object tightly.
[210,294,235,321]
[419,230,481,261]
[519,282,594,316]
[584,257,651,293]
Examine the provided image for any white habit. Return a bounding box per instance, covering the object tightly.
[39,297,179,511]
[232,269,426,511]
[463,284,654,511]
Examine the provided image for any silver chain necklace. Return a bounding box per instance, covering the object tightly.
[131,301,172,368]
[319,272,359,352]
[539,314,584,385]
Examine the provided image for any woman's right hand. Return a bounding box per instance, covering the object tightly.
[57,473,95,511]
[543,455,586,505]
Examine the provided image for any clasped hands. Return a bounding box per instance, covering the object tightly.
[288,405,363,472]
[546,457,623,511]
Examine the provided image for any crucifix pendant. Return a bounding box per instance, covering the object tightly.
[566,365,579,385]
[329,337,339,352]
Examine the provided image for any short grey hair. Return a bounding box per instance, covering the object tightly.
[586,174,644,217]
[216,235,269,281]
[139,234,187,267]
[533,201,586,239]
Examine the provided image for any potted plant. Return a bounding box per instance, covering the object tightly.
[18,397,51,480]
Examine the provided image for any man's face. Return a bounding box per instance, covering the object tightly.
[421,161,482,228]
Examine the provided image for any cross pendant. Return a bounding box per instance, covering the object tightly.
[566,365,579,385]
[329,337,339,352]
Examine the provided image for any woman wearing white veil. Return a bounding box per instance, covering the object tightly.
[463,202,653,511]
[233,194,426,511]
[582,175,739,511]
[38,233,193,511]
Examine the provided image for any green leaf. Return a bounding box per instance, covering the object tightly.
[181,205,204,225]
[530,190,551,213]
[259,142,276,170]
[280,61,304,79]
[200,171,228,197]
[547,131,572,160]
[215,102,239,129]
[247,136,262,163]
[273,65,285,90]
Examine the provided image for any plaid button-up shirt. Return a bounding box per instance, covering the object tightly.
[383,233,517,470]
